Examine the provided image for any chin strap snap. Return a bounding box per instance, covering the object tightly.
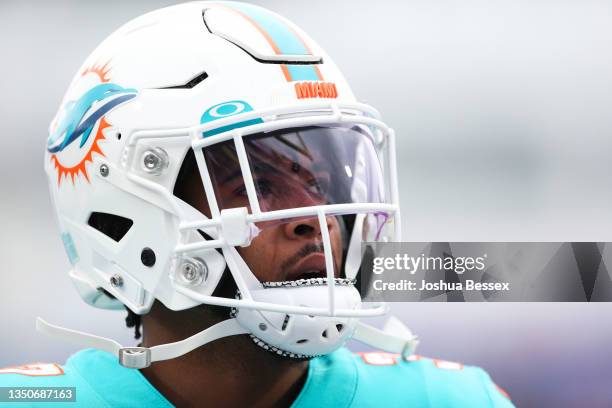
[352,316,420,360]
[36,317,248,369]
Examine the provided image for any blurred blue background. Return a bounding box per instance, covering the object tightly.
[1,1,612,406]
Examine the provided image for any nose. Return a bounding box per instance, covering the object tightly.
[283,216,335,240]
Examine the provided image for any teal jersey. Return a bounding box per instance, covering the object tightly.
[0,348,513,407]
[296,350,514,408]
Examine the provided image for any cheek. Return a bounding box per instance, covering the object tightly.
[329,218,344,275]
[236,229,282,282]
[331,218,343,250]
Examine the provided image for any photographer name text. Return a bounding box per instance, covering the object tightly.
[372,279,510,292]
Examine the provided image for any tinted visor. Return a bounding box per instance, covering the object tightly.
[204,125,385,214]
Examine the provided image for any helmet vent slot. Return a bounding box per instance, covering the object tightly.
[336,324,344,333]
[88,212,134,242]
[157,71,209,89]
[296,339,308,344]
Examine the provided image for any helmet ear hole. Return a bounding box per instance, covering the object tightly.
[87,212,133,242]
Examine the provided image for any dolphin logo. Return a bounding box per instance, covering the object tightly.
[47,83,137,153]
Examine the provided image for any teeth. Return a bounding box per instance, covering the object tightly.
[261,277,357,288]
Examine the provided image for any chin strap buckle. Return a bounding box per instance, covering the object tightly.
[400,336,420,361]
[37,316,249,369]
[119,347,152,369]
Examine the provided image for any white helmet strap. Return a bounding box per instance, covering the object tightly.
[36,315,418,368]
[36,317,247,369]
[352,317,420,360]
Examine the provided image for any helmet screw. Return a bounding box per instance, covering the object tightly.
[141,247,156,267]
[99,164,109,177]
[110,274,123,288]
[258,323,267,331]
[178,257,208,286]
[142,147,169,175]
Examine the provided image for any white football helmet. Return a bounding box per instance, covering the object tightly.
[38,1,418,368]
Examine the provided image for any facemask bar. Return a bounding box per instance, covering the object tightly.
[124,101,399,318]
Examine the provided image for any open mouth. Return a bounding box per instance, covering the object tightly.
[287,252,328,281]
[292,270,327,281]
[261,249,356,288]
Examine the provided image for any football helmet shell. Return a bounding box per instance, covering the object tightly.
[41,1,415,365]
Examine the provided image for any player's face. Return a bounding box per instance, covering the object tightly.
[190,132,343,283]
[232,214,342,283]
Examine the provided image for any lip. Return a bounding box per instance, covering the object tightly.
[286,252,328,281]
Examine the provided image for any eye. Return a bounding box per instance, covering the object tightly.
[255,179,273,196]
[307,174,330,196]
[234,179,274,197]
[233,185,248,197]
[307,179,322,195]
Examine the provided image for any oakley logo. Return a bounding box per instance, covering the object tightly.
[294,81,338,99]
[200,100,263,138]
[207,101,249,118]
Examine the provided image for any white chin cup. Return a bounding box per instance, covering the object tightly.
[235,285,361,356]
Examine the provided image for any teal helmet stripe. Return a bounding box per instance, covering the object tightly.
[286,65,320,81]
[227,2,310,55]
[222,2,322,81]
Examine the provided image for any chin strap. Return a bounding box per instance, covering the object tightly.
[352,316,420,360]
[37,315,418,368]
[36,317,248,369]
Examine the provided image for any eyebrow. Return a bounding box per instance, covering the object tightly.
[220,161,279,184]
